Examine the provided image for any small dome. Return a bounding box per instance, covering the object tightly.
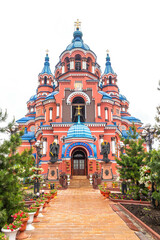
[66,29,90,51]
[29,94,37,102]
[45,91,58,100]
[66,121,93,139]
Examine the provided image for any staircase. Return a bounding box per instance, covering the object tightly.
[69,176,92,189]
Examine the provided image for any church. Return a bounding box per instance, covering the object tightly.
[17,20,142,180]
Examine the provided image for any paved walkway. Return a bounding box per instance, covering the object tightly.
[28,188,139,240]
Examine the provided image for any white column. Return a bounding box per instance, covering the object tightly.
[105,108,108,120]
[82,60,86,69]
[111,138,116,154]
[92,63,95,74]
[98,105,101,117]
[43,140,47,155]
[49,109,52,121]
[70,58,74,70]
[56,105,60,117]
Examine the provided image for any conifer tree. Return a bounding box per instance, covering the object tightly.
[116,123,146,199]
[0,109,34,228]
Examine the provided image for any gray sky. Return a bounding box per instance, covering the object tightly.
[0,0,159,128]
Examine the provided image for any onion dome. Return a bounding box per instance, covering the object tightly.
[66,20,90,51]
[40,52,52,75]
[66,29,90,51]
[104,52,115,75]
[66,116,94,140]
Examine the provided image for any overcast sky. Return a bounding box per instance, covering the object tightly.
[0,0,159,129]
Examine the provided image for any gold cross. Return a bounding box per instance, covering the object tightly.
[76,105,82,115]
[106,49,109,56]
[74,19,81,30]
[46,49,49,54]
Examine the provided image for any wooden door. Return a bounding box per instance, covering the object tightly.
[72,150,86,175]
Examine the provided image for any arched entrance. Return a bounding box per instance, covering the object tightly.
[71,148,87,175]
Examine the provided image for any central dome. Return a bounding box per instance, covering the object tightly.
[66,29,90,51]
[66,121,93,139]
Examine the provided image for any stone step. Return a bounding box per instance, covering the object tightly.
[71,176,88,180]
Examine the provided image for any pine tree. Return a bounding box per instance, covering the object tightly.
[116,123,146,199]
[0,109,34,228]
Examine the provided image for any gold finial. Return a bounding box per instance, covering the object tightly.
[106,49,109,56]
[74,19,81,30]
[46,49,49,55]
[76,105,82,115]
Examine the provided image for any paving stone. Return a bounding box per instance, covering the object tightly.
[27,188,139,239]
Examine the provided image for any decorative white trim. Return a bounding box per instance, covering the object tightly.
[66,92,90,105]
[43,99,56,105]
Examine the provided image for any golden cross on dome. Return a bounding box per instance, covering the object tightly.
[106,49,109,56]
[74,19,81,30]
[76,105,82,115]
[46,49,49,54]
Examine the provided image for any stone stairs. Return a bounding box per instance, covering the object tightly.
[69,176,92,189]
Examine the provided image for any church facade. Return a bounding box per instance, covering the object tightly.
[17,20,142,180]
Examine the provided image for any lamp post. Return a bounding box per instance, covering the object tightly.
[140,124,156,151]
[34,140,43,194]
[10,122,19,135]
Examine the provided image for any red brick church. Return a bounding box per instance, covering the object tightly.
[17,20,142,180]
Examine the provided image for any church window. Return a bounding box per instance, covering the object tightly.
[56,104,60,118]
[72,97,85,122]
[49,108,53,121]
[116,109,119,115]
[107,80,109,84]
[111,109,113,121]
[31,107,34,112]
[98,104,101,117]
[75,54,81,70]
[105,108,108,120]
[87,57,92,72]
[65,57,70,71]
[112,80,114,84]
[109,76,112,84]
[44,76,47,84]
[42,80,44,84]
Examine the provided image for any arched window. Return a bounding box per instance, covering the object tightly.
[75,55,81,70]
[72,97,85,122]
[65,57,70,71]
[87,57,92,72]
[44,76,47,84]
[109,76,112,84]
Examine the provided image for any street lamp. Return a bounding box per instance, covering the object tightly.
[119,141,124,154]
[140,124,156,151]
[34,140,43,194]
[9,122,19,135]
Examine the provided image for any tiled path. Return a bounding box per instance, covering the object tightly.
[28,188,139,240]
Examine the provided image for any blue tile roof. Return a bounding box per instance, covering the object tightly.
[45,91,58,100]
[65,116,94,140]
[21,131,35,141]
[98,91,112,100]
[17,117,35,123]
[121,116,141,123]
[28,94,37,102]
[119,94,127,101]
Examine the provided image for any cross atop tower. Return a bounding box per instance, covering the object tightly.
[76,105,82,115]
[46,49,49,55]
[74,19,81,30]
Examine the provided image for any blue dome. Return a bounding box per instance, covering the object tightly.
[66,121,94,139]
[45,91,58,100]
[119,94,127,101]
[104,53,115,75]
[99,91,112,100]
[66,29,90,51]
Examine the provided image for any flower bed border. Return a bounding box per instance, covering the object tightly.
[109,196,151,205]
[118,203,160,240]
